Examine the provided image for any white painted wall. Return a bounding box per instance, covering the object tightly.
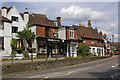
[31,25,36,35]
[6,6,26,38]
[90,46,105,56]
[58,27,66,40]
[3,22,12,37]
[67,43,78,57]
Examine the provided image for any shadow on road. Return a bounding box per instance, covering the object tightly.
[88,69,119,80]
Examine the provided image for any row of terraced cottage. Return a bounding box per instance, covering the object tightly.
[0,3,112,58]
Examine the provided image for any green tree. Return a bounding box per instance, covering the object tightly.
[17,24,35,48]
[78,43,90,57]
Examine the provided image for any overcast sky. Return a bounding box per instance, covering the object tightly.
[0,0,119,42]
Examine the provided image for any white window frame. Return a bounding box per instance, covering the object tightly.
[69,28,74,39]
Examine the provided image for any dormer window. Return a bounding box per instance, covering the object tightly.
[69,28,74,39]
[54,22,58,26]
[12,16,19,22]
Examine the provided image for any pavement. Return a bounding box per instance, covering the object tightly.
[2,55,119,80]
[2,57,65,65]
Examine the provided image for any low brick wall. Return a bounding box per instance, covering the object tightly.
[2,57,109,75]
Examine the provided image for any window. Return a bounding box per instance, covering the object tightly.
[12,26,18,33]
[54,22,58,26]
[45,28,50,37]
[69,28,74,39]
[72,45,75,52]
[0,37,4,49]
[97,40,100,44]
[91,40,94,44]
[12,16,19,22]
[83,39,86,43]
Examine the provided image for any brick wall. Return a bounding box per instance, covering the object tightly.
[74,29,77,40]
[36,26,45,37]
[66,27,69,40]
[85,39,104,47]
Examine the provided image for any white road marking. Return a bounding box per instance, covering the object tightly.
[44,76,48,78]
[54,73,59,74]
[112,64,118,68]
[67,71,74,74]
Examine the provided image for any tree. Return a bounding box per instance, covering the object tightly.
[78,43,90,57]
[17,24,35,48]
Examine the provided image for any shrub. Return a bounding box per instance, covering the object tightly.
[78,43,90,57]
[82,50,87,57]
[11,50,17,55]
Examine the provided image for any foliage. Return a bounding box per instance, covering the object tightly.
[82,50,87,57]
[17,24,35,48]
[16,48,22,54]
[11,50,17,55]
[78,43,90,57]
[64,57,75,60]
[10,38,17,50]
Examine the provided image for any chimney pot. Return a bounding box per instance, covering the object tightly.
[25,8,27,12]
[99,31,103,36]
[88,20,92,28]
[3,3,5,7]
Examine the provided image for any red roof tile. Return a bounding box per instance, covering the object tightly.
[74,25,103,40]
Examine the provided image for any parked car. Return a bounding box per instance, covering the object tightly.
[114,51,119,55]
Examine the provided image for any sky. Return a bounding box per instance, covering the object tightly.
[0,0,119,42]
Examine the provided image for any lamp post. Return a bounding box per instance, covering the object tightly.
[53,32,57,59]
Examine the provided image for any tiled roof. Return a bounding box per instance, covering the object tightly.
[0,16,12,22]
[20,13,24,19]
[74,25,103,40]
[29,13,57,27]
[0,9,1,15]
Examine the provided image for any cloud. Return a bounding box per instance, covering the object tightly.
[60,5,112,22]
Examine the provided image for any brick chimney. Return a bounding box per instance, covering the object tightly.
[79,24,81,27]
[24,8,29,25]
[103,33,107,39]
[57,16,61,26]
[2,3,7,17]
[99,31,102,36]
[95,27,98,32]
[88,20,92,28]
[82,24,83,27]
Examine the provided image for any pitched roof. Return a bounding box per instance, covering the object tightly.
[20,13,24,19]
[29,13,57,27]
[74,25,103,40]
[0,9,1,15]
[7,6,13,13]
[0,16,12,22]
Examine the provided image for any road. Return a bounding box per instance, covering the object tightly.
[3,56,120,80]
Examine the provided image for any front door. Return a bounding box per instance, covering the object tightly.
[68,46,71,57]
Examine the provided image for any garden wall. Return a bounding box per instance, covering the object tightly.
[2,57,109,75]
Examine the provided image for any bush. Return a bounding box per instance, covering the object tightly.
[11,50,17,55]
[82,50,87,57]
[78,43,90,57]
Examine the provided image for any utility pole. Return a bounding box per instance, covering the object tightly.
[112,35,114,56]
